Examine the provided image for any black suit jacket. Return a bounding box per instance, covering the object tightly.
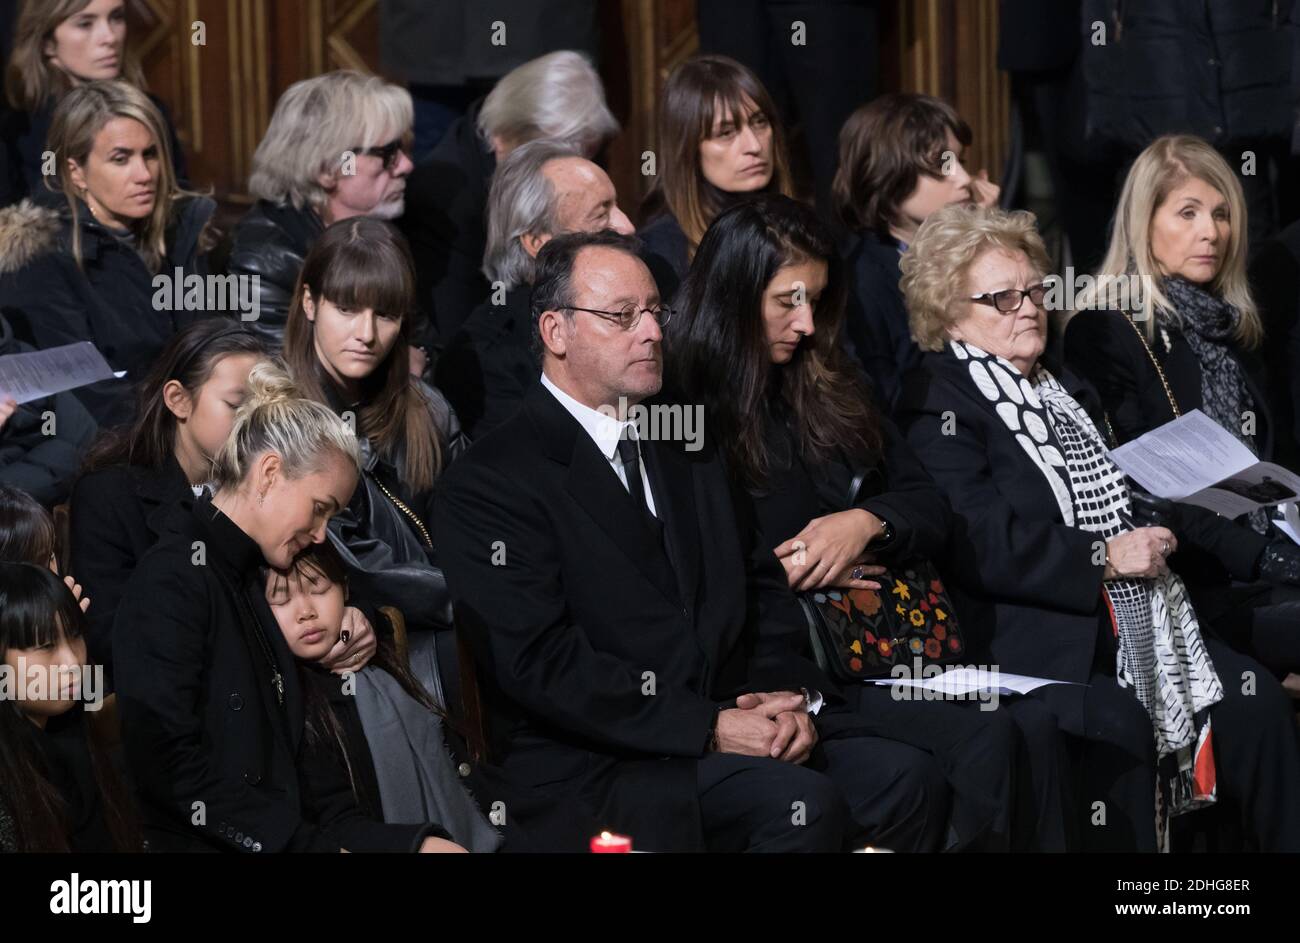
[1063,309,1270,601]
[114,497,431,853]
[433,382,806,851]
[434,285,537,438]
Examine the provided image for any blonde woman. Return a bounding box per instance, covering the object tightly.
[1065,134,1300,684]
[224,70,416,347]
[0,80,213,426]
[2,0,186,201]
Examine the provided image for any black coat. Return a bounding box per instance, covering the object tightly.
[69,455,195,688]
[842,229,916,411]
[898,352,1262,728]
[322,379,468,634]
[0,194,217,427]
[433,382,811,852]
[638,211,691,303]
[113,496,435,853]
[223,199,325,348]
[433,285,537,438]
[1063,309,1271,600]
[0,313,97,506]
[1079,0,1299,152]
[399,99,496,345]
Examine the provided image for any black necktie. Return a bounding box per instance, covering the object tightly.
[616,436,653,519]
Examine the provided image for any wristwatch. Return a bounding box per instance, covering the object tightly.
[871,516,896,548]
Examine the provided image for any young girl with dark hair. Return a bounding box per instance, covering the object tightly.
[0,562,139,852]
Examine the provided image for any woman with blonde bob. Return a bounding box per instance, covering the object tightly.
[0,80,214,426]
[897,202,1300,851]
[225,70,416,346]
[2,0,186,201]
[1065,134,1300,685]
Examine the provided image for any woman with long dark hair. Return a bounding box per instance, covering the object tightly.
[0,562,139,851]
[639,54,795,302]
[282,216,467,632]
[666,193,1072,851]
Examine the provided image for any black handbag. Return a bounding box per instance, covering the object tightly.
[799,469,966,682]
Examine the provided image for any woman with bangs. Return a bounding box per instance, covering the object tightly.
[0,562,140,852]
[2,0,187,203]
[639,54,795,302]
[224,71,416,347]
[0,79,214,426]
[832,93,1000,411]
[666,194,1074,851]
[283,216,467,634]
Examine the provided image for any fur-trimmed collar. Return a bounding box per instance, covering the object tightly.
[0,199,62,275]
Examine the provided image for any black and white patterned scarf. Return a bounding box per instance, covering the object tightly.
[948,340,1223,843]
[1162,276,1269,532]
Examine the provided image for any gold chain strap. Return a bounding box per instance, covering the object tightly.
[373,477,433,549]
[1121,314,1181,418]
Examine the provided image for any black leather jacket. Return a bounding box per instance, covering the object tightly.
[223,199,325,347]
[325,380,469,633]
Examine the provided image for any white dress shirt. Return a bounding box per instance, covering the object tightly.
[541,372,657,517]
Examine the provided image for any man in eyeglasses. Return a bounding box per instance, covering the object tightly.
[223,71,416,349]
[435,139,635,438]
[436,229,950,852]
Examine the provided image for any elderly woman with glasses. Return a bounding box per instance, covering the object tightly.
[224,71,416,348]
[896,202,1300,851]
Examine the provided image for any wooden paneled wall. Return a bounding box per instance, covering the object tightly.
[127,0,1009,210]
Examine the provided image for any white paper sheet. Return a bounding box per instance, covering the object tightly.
[867,667,1079,697]
[0,342,121,404]
[1107,409,1300,516]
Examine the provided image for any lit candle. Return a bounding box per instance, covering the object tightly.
[590,831,633,853]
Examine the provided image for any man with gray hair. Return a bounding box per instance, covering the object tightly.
[435,139,633,437]
[400,51,619,343]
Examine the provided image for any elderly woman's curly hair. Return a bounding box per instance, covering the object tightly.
[900,202,1052,351]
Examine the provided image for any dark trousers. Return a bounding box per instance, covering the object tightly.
[1030,638,1300,852]
[1207,581,1300,676]
[828,684,1074,851]
[697,734,948,852]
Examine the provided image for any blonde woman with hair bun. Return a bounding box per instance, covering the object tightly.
[111,360,459,852]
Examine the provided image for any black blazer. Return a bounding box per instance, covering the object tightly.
[1064,308,1275,459]
[113,497,433,853]
[842,229,917,412]
[434,285,537,438]
[433,382,808,851]
[69,456,195,688]
[1063,309,1270,598]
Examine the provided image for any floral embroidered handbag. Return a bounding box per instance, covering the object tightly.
[798,469,966,682]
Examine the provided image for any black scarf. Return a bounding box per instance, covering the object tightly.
[1162,277,1268,532]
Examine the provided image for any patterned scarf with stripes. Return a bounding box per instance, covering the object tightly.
[949,341,1222,843]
